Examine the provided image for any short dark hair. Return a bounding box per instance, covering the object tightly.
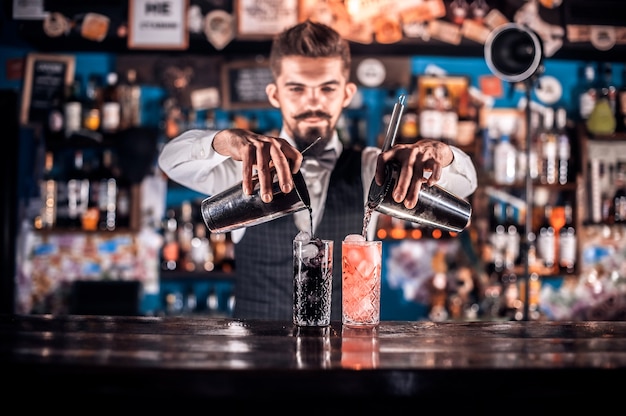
[269,20,351,79]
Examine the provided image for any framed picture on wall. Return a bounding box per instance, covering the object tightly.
[128,0,189,50]
[416,75,471,118]
[20,53,75,126]
[236,0,299,39]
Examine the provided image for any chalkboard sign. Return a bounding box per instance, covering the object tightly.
[20,53,75,126]
[221,60,273,110]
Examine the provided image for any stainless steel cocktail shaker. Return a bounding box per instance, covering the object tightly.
[366,94,472,233]
[201,170,311,233]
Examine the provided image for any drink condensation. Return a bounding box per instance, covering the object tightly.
[293,234,333,327]
[341,235,382,327]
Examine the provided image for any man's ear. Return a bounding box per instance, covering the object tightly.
[342,82,358,108]
[266,83,280,108]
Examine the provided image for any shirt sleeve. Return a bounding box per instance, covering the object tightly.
[157,129,242,196]
[360,145,477,200]
[436,145,478,198]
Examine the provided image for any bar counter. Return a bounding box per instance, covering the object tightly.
[2,314,625,410]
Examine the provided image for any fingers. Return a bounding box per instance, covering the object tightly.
[240,144,256,196]
[271,144,301,195]
[225,130,300,203]
[256,144,274,203]
[390,147,423,209]
[374,153,388,186]
[382,141,450,209]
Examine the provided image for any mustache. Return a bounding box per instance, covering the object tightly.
[294,111,331,120]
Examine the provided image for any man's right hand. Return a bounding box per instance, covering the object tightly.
[213,129,303,202]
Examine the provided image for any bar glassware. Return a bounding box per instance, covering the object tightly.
[341,237,382,326]
[293,238,333,327]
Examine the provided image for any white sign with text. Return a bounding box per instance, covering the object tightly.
[129,0,188,49]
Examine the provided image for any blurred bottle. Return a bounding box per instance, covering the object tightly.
[587,63,617,136]
[83,74,102,133]
[588,158,603,224]
[185,287,197,314]
[537,205,556,271]
[440,85,458,144]
[119,68,142,130]
[66,150,90,229]
[115,185,131,229]
[555,107,571,185]
[178,200,195,271]
[470,0,489,24]
[97,149,118,231]
[503,204,520,271]
[210,232,227,270]
[539,108,557,185]
[101,71,121,134]
[223,288,235,316]
[493,133,517,184]
[82,152,101,232]
[498,272,521,320]
[558,201,577,274]
[46,89,65,141]
[64,77,83,138]
[419,86,443,140]
[39,151,57,229]
[599,62,617,115]
[399,113,418,143]
[191,223,214,272]
[616,66,626,132]
[613,161,626,224]
[489,201,506,274]
[164,290,184,315]
[161,208,180,271]
[526,273,541,320]
[449,0,469,25]
[206,287,219,314]
[574,62,597,121]
[601,161,615,223]
[481,124,497,174]
[528,111,541,181]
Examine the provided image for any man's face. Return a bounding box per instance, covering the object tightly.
[266,56,356,154]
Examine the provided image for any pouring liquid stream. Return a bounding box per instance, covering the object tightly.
[362,94,407,239]
[300,136,322,237]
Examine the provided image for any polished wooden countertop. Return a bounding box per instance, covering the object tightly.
[2,314,625,409]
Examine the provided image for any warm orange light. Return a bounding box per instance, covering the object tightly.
[550,205,566,231]
[410,229,422,239]
[390,228,406,239]
[432,229,442,239]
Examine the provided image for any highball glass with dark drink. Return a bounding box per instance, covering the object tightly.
[293,236,333,327]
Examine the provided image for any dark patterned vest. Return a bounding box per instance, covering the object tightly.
[234,146,364,320]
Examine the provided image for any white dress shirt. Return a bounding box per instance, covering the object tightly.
[157,128,478,243]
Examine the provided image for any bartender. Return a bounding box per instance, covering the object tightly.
[158,20,478,321]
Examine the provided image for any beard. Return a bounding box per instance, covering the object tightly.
[291,123,334,157]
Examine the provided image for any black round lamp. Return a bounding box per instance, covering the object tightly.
[484,23,544,83]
